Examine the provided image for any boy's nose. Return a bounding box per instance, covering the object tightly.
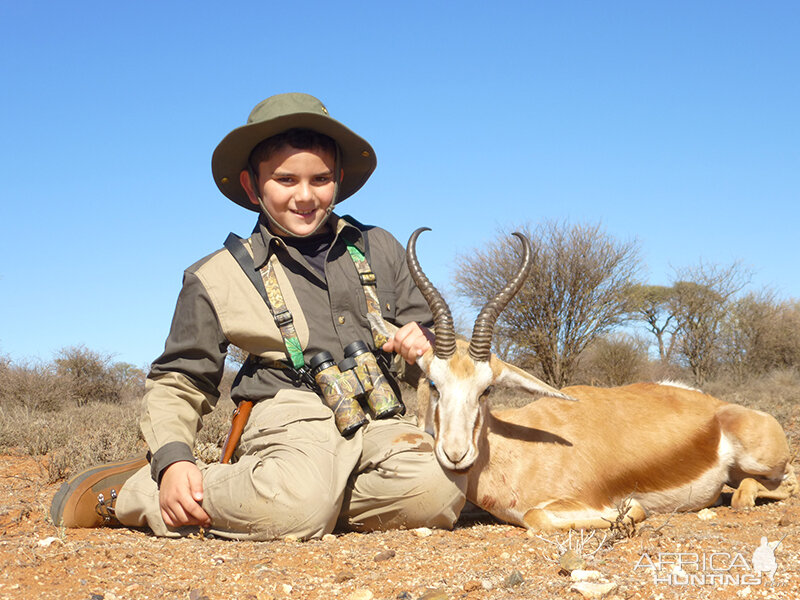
[296,180,314,201]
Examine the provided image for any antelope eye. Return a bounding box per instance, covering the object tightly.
[428,380,437,390]
[481,386,494,398]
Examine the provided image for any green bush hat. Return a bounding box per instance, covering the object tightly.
[212,93,377,211]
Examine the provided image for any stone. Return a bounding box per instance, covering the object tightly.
[335,570,356,583]
[569,581,618,599]
[413,527,433,538]
[697,508,717,521]
[559,549,587,572]
[505,570,524,587]
[418,589,448,600]
[347,590,374,600]
[570,570,603,582]
[373,549,396,562]
[463,580,482,592]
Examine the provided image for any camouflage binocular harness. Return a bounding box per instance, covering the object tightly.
[223,217,405,439]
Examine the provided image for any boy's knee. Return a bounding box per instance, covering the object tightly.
[402,468,467,529]
[242,485,340,540]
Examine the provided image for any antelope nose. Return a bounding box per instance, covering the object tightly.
[442,445,469,467]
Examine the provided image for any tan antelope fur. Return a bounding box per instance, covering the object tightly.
[402,228,797,531]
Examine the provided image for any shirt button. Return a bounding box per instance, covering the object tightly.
[338,316,346,324]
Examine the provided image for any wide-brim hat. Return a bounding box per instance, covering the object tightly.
[212,93,377,211]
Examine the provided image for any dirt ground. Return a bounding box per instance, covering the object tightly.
[2,453,799,600]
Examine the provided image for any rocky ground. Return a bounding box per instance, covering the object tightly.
[1,453,799,600]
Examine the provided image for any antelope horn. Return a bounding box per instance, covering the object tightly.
[406,228,457,359]
[468,232,533,362]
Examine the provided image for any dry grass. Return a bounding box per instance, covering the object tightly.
[2,346,798,484]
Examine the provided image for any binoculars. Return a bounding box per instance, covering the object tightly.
[308,341,405,436]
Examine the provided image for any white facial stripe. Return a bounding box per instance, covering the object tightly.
[428,357,495,469]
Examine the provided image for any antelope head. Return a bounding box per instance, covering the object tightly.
[406,228,574,472]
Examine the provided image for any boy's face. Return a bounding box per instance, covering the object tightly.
[241,145,337,236]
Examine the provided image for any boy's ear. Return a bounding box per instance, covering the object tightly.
[239,170,260,206]
[340,168,344,183]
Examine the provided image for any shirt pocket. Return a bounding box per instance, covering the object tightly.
[376,289,398,322]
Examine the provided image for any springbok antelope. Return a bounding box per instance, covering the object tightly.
[400,228,796,531]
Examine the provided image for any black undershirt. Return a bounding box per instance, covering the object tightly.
[281,231,333,279]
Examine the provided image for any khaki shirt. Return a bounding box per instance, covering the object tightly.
[142,214,433,482]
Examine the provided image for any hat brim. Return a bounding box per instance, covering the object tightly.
[212,112,377,211]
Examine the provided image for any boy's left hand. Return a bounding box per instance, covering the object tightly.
[382,322,434,364]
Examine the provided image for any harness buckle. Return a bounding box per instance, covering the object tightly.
[358,271,377,286]
[274,309,294,327]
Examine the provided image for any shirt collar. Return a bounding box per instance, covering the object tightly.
[250,213,366,269]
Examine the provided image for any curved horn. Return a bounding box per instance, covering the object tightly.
[468,232,533,362]
[406,228,457,359]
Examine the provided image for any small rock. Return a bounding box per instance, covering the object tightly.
[736,587,752,597]
[778,511,794,527]
[413,527,433,537]
[281,584,293,594]
[373,549,396,562]
[284,535,300,543]
[505,570,524,587]
[322,533,337,541]
[481,580,493,590]
[570,581,617,599]
[500,551,511,560]
[90,595,104,600]
[570,570,603,582]
[335,570,356,583]
[418,590,448,600]
[395,593,413,600]
[697,508,717,521]
[463,580,482,592]
[37,536,60,547]
[559,549,587,573]
[347,590,374,600]
[189,591,205,600]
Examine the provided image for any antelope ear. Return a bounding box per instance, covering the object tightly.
[492,359,578,402]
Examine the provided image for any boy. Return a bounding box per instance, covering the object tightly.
[52,93,465,540]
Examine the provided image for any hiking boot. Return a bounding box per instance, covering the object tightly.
[50,455,148,528]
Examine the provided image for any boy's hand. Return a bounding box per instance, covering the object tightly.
[159,460,211,528]
[382,322,434,364]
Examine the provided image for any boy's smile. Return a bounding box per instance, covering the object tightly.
[241,146,337,237]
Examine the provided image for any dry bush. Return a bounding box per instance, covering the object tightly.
[46,401,146,482]
[720,294,800,380]
[454,221,642,387]
[0,359,76,411]
[573,334,649,386]
[54,345,131,405]
[0,398,145,482]
[704,368,800,449]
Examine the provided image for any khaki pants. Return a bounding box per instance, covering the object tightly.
[115,390,466,540]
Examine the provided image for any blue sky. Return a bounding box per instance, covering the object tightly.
[1,1,798,367]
